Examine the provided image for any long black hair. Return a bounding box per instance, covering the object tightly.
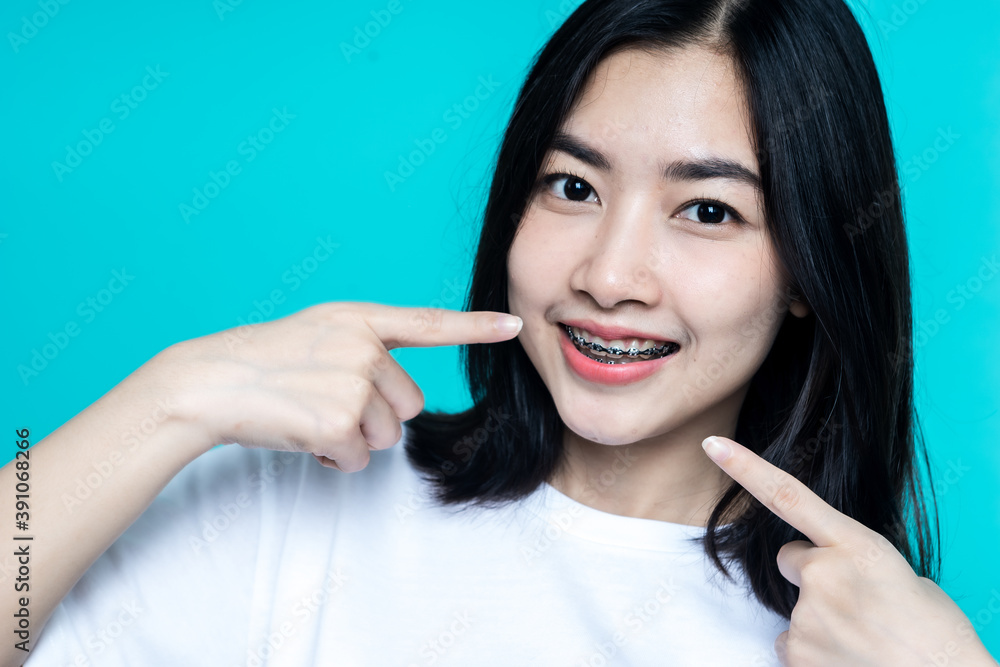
[405,0,939,619]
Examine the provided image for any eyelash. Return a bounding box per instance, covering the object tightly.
[540,170,597,200]
[537,171,746,225]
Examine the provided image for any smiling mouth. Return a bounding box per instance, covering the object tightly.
[562,324,680,364]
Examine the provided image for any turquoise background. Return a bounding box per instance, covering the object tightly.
[2,0,998,655]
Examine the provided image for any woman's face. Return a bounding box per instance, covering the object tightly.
[507,45,808,447]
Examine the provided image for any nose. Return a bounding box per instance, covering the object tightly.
[568,198,663,309]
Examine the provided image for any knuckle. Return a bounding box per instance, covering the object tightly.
[797,557,825,586]
[351,375,377,401]
[364,347,390,377]
[412,307,444,335]
[305,301,344,322]
[308,302,363,332]
[771,481,802,515]
[355,344,385,375]
[315,410,355,443]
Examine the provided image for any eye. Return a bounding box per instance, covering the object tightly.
[676,200,741,225]
[542,173,600,203]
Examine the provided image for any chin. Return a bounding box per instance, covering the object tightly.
[558,411,648,446]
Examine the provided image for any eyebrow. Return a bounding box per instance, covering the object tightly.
[549,131,761,191]
[550,131,614,172]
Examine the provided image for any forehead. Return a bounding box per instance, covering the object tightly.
[562,46,757,171]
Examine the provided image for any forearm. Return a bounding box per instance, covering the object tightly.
[0,350,211,665]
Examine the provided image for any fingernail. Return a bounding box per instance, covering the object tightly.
[496,315,522,334]
[702,436,731,462]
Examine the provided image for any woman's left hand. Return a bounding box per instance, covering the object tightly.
[701,435,998,667]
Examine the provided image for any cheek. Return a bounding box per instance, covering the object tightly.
[674,245,787,348]
[506,211,566,313]
[506,232,536,317]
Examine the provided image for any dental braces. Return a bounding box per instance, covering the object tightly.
[564,324,678,358]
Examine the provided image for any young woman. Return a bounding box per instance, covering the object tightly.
[5,0,996,665]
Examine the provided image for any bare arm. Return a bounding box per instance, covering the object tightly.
[0,303,521,666]
[0,347,212,667]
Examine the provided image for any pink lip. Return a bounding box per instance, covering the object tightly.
[560,319,676,344]
[558,324,678,386]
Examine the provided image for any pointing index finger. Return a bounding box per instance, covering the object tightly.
[359,304,523,350]
[702,436,857,548]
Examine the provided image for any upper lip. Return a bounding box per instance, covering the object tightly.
[560,319,678,344]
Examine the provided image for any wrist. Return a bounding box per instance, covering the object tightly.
[117,344,218,462]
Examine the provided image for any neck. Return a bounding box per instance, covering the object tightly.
[547,416,738,528]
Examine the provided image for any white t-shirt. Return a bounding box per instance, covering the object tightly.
[28,424,788,666]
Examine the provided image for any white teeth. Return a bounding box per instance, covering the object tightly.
[607,339,625,351]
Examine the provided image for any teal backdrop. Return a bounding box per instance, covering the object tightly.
[2,0,998,654]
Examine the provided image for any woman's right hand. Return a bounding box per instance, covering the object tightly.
[155,302,523,472]
[0,301,523,666]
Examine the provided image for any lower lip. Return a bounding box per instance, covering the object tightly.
[558,326,678,386]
